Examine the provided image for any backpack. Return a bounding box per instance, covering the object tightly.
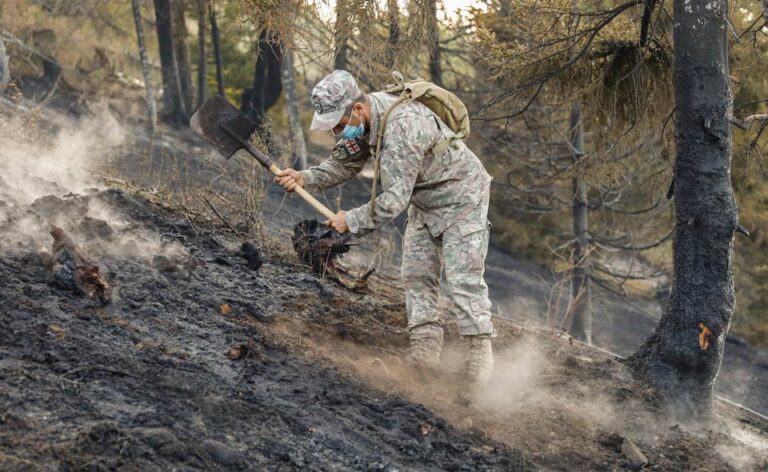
[369,71,471,219]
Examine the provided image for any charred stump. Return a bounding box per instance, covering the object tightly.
[627,0,737,420]
[48,225,112,304]
[292,219,351,273]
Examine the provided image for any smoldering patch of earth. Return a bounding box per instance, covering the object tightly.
[1,186,765,471]
[0,188,529,471]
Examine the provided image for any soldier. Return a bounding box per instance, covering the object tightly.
[275,70,495,388]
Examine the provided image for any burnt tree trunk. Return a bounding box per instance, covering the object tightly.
[280,48,307,170]
[243,32,283,150]
[196,0,206,108]
[209,0,224,96]
[333,0,350,70]
[154,0,188,124]
[568,101,592,344]
[426,0,442,87]
[0,39,9,91]
[172,0,194,114]
[131,0,157,132]
[628,0,737,419]
[386,0,400,69]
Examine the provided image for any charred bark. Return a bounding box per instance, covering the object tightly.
[243,31,283,138]
[426,0,443,87]
[131,0,157,132]
[333,0,350,70]
[628,0,737,419]
[154,0,188,124]
[0,40,9,91]
[386,0,400,69]
[196,0,206,108]
[172,0,194,114]
[209,0,225,96]
[568,101,592,344]
[640,0,657,46]
[280,48,307,170]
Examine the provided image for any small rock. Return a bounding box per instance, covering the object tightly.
[79,216,114,240]
[228,344,247,360]
[213,255,232,266]
[245,304,273,324]
[240,242,263,271]
[202,439,243,466]
[153,255,177,273]
[39,250,55,271]
[621,437,648,470]
[598,432,624,452]
[138,427,187,460]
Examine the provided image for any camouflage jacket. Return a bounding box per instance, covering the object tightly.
[300,92,492,237]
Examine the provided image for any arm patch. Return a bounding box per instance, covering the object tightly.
[332,137,370,161]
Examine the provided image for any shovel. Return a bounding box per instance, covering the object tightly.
[190,95,335,220]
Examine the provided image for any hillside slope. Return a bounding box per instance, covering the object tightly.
[0,186,765,471]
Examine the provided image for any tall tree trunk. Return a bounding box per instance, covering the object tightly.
[628,0,737,419]
[281,49,307,170]
[154,0,187,124]
[333,0,349,70]
[131,0,157,132]
[426,0,442,87]
[196,0,206,108]
[568,101,592,344]
[499,0,512,16]
[172,0,193,114]
[243,32,283,151]
[0,40,9,91]
[209,0,224,96]
[386,0,400,69]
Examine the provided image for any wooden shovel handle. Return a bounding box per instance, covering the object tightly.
[234,136,335,220]
[267,163,336,220]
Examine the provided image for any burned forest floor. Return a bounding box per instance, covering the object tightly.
[1,94,767,471]
[1,184,766,471]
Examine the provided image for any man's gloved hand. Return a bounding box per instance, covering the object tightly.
[274,169,305,192]
[325,210,348,234]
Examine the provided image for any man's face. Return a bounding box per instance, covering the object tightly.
[332,102,365,136]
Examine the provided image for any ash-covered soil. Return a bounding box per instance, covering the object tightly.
[0,188,530,471]
[1,186,765,471]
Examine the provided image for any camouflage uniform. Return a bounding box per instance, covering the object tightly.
[302,71,494,384]
[302,71,495,372]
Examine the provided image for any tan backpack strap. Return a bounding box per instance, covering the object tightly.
[430,128,468,156]
[370,94,409,220]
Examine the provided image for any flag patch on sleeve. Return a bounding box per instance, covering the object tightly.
[344,139,361,154]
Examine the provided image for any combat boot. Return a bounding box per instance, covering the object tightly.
[405,323,444,370]
[465,334,494,387]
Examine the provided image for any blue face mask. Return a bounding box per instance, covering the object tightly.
[337,111,365,140]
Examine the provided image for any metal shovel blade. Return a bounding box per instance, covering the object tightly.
[190,95,258,159]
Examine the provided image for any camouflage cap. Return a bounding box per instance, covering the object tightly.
[310,70,361,131]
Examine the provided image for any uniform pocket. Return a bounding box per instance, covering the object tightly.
[457,221,486,239]
[470,298,492,315]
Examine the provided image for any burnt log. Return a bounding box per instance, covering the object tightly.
[49,225,112,304]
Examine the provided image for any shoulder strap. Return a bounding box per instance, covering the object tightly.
[370,93,409,220]
[431,128,468,156]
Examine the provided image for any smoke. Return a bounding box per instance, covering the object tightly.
[0,101,188,265]
[0,102,121,204]
[275,322,768,470]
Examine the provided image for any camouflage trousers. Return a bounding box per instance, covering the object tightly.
[401,188,494,337]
